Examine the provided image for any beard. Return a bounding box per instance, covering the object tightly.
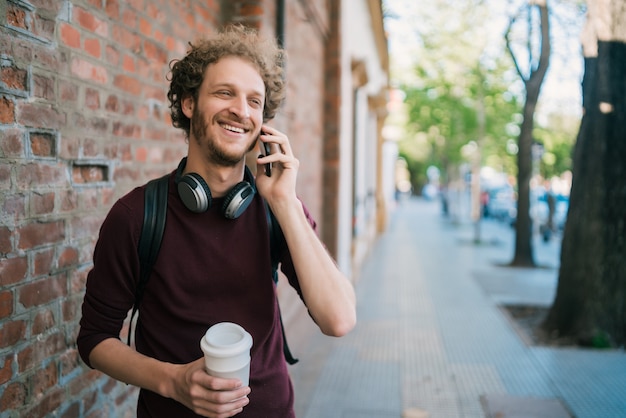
[190,106,257,167]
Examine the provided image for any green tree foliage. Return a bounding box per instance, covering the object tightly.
[386,0,581,194]
[400,62,522,187]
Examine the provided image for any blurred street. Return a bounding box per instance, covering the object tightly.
[287,197,626,418]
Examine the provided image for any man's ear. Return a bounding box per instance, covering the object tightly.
[181,95,194,118]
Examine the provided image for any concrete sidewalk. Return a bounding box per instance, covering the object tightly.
[287,197,626,418]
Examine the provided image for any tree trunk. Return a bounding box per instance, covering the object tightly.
[543,0,626,347]
[507,2,551,267]
[511,86,538,266]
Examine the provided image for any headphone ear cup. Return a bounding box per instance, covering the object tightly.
[222,182,255,219]
[178,173,212,213]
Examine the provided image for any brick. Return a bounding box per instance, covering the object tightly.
[30,43,68,73]
[17,102,66,130]
[105,0,120,19]
[69,113,108,136]
[33,308,55,335]
[18,275,68,307]
[17,220,65,250]
[0,291,13,319]
[62,296,80,322]
[6,4,28,30]
[122,54,135,73]
[72,165,106,183]
[33,73,56,101]
[74,6,108,37]
[17,332,65,373]
[60,23,81,49]
[16,162,66,189]
[135,146,147,162]
[105,44,121,66]
[111,25,140,52]
[85,88,101,110]
[68,215,103,240]
[0,226,13,255]
[112,121,141,138]
[0,96,15,124]
[30,131,56,157]
[0,165,10,191]
[33,13,56,42]
[105,94,120,112]
[33,361,59,396]
[0,128,24,157]
[59,135,80,159]
[1,65,28,91]
[2,194,27,220]
[70,58,107,84]
[0,355,12,385]
[59,189,78,212]
[121,8,138,29]
[70,268,88,294]
[84,37,101,58]
[32,192,55,215]
[139,17,152,36]
[0,381,27,411]
[28,0,63,14]
[67,368,101,397]
[0,255,27,286]
[59,79,79,102]
[59,349,79,377]
[0,319,26,348]
[61,402,80,418]
[57,246,79,270]
[113,74,141,95]
[24,387,64,418]
[33,248,55,277]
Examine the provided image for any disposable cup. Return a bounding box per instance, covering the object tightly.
[200,322,253,386]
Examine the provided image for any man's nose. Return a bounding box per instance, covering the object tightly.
[230,96,250,119]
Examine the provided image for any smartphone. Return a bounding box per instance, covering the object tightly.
[260,135,272,177]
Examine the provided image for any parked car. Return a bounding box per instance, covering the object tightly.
[484,185,517,224]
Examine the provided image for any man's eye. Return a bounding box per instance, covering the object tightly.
[250,99,263,107]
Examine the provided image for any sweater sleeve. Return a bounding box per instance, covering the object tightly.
[77,190,143,368]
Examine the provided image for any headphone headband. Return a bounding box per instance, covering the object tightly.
[175,158,256,218]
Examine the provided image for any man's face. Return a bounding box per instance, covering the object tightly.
[187,56,265,167]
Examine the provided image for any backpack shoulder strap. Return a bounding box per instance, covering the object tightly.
[264,201,299,365]
[265,200,284,285]
[127,174,169,346]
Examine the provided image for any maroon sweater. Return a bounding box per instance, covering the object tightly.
[78,171,312,417]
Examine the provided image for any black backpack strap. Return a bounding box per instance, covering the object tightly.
[265,201,299,365]
[127,174,169,346]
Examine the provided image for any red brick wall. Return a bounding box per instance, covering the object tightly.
[0,0,334,416]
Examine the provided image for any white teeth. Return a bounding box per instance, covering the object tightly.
[221,123,244,133]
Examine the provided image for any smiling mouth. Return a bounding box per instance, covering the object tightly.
[220,123,246,134]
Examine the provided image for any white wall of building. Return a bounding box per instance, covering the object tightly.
[336,0,389,276]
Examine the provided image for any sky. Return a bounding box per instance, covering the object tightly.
[383,0,585,120]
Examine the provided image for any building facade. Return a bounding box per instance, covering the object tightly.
[0,0,389,415]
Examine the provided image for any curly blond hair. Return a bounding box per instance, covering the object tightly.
[167,25,286,137]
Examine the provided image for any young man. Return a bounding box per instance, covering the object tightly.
[77,25,356,418]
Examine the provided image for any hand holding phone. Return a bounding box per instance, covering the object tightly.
[259,133,272,177]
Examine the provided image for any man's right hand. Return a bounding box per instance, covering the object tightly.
[89,339,250,418]
[171,358,251,418]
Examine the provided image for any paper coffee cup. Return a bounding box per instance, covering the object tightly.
[200,322,253,386]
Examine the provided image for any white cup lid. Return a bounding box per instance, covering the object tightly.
[201,322,253,358]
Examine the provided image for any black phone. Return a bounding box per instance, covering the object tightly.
[261,137,271,177]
